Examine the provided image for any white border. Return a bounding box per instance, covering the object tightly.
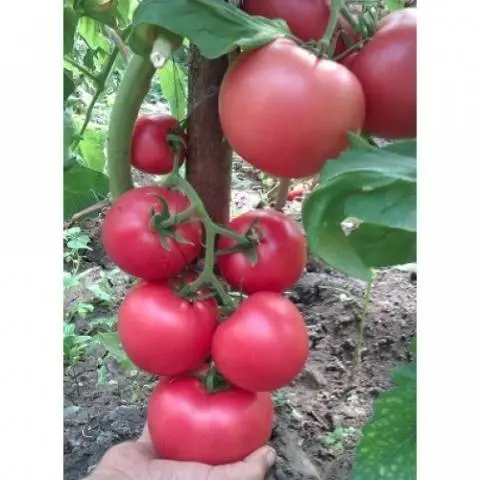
[0,1,63,479]
[0,1,479,479]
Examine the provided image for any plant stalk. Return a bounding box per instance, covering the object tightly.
[107,55,155,199]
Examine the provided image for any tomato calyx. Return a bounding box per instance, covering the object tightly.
[166,123,187,154]
[216,218,262,266]
[203,364,231,394]
[149,197,197,249]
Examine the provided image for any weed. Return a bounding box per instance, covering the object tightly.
[323,426,361,454]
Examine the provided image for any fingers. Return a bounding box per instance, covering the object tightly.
[211,446,277,480]
[136,422,156,457]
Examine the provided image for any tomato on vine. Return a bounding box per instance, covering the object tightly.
[217,209,307,294]
[131,115,187,174]
[219,39,365,178]
[349,8,417,139]
[147,375,274,465]
[101,186,202,281]
[212,292,309,392]
[118,282,217,377]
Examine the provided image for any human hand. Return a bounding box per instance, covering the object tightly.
[88,424,277,480]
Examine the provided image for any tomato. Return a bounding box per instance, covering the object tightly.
[243,0,330,42]
[219,39,365,178]
[131,115,186,174]
[340,51,359,70]
[212,292,309,392]
[287,188,306,201]
[349,8,417,139]
[101,186,202,281]
[242,0,359,55]
[147,375,274,465]
[217,210,306,294]
[118,283,217,376]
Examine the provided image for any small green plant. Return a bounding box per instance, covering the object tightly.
[323,426,361,454]
[64,226,92,275]
[63,322,93,368]
[350,339,417,479]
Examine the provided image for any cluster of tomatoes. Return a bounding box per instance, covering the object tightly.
[99,1,416,467]
[101,124,310,465]
[219,3,416,179]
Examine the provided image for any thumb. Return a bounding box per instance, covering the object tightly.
[212,446,277,480]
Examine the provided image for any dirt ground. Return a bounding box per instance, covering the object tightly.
[64,158,416,480]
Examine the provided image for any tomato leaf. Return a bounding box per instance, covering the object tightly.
[381,139,417,157]
[350,361,416,480]
[78,125,108,173]
[116,0,139,27]
[384,0,405,12]
[129,0,291,59]
[78,16,111,52]
[157,59,188,120]
[64,162,109,219]
[302,149,416,280]
[64,7,78,55]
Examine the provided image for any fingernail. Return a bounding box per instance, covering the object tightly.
[266,448,277,467]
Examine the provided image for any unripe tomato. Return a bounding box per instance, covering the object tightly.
[101,187,202,281]
[147,376,274,465]
[131,115,186,174]
[219,39,365,178]
[212,292,309,392]
[118,283,217,376]
[349,8,417,138]
[217,210,306,294]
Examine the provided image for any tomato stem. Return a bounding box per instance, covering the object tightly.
[318,0,343,55]
[107,55,155,199]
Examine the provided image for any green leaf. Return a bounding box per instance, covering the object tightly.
[384,0,405,12]
[82,0,118,27]
[381,140,417,158]
[157,59,187,120]
[302,149,416,280]
[78,125,107,172]
[116,0,138,27]
[350,362,416,480]
[64,162,109,219]
[95,332,127,360]
[130,0,291,59]
[346,132,378,152]
[87,284,113,303]
[78,16,111,52]
[64,7,78,54]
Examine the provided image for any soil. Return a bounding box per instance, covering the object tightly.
[64,158,416,480]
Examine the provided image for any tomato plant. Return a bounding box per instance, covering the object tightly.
[212,292,309,392]
[118,282,217,376]
[349,8,417,139]
[101,186,203,281]
[131,114,187,174]
[147,375,274,465]
[65,0,417,476]
[219,38,366,178]
[217,209,307,293]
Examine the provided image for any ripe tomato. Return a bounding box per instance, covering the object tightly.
[212,292,309,392]
[131,115,186,174]
[118,283,217,376]
[217,210,306,294]
[243,0,330,42]
[242,0,359,55]
[287,188,306,201]
[349,8,416,139]
[101,186,202,281]
[147,375,274,465]
[340,51,359,70]
[219,39,365,178]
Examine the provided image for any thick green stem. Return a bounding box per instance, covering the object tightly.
[107,55,155,199]
[341,6,366,37]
